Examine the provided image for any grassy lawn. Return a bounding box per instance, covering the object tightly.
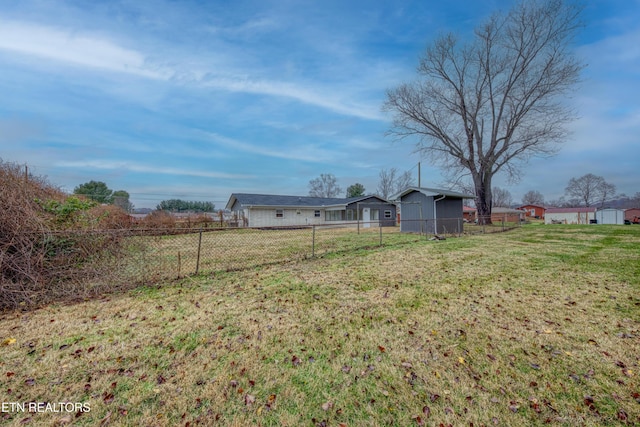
[1,225,639,426]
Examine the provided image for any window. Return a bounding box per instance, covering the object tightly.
[314,210,321,217]
[384,210,392,219]
[275,209,284,218]
[345,209,361,221]
[325,210,344,221]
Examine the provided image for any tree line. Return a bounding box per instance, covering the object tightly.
[156,199,215,213]
[73,181,215,213]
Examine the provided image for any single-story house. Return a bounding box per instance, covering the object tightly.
[491,207,526,223]
[518,204,546,219]
[225,193,397,228]
[545,207,596,224]
[393,187,475,234]
[625,208,640,223]
[595,208,625,225]
[463,206,477,222]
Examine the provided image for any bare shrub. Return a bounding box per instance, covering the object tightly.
[0,160,130,311]
[87,204,134,229]
[139,210,177,229]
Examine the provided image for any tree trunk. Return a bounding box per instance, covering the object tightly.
[474,174,492,225]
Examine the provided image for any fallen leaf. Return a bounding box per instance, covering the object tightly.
[618,409,628,421]
[378,346,386,353]
[292,355,302,366]
[458,357,466,365]
[422,405,430,418]
[321,401,333,411]
[244,394,256,405]
[103,392,115,404]
[266,394,276,409]
[1,337,16,346]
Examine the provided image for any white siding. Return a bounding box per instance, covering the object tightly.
[596,209,625,225]
[247,208,326,227]
[545,211,595,224]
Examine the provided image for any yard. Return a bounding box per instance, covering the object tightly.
[1,225,638,426]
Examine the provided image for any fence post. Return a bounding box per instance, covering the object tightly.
[379,222,382,246]
[195,228,203,274]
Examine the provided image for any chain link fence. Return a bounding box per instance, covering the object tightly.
[1,215,521,310]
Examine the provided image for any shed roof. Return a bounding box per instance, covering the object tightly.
[392,187,475,200]
[545,207,596,214]
[225,193,391,210]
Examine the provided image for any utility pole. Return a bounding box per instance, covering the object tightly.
[417,162,421,188]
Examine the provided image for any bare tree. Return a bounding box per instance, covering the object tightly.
[384,0,583,223]
[377,168,415,199]
[492,187,513,207]
[395,170,415,195]
[308,173,342,198]
[522,190,545,206]
[377,168,397,199]
[564,173,616,207]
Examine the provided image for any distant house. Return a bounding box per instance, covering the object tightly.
[463,206,477,222]
[625,208,640,223]
[595,208,625,225]
[491,207,526,223]
[545,207,596,224]
[225,193,397,228]
[518,204,546,219]
[393,187,474,234]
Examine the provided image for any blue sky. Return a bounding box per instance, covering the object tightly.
[1,0,638,209]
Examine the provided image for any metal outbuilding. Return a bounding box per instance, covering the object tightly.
[595,208,625,225]
[393,187,474,234]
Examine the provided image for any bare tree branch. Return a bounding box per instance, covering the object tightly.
[384,0,584,223]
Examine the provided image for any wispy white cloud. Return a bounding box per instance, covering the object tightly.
[56,160,253,180]
[0,19,168,79]
[203,132,336,163]
[0,17,387,121]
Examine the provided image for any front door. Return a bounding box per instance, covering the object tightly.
[363,207,371,228]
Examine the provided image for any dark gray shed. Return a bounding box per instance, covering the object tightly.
[394,187,474,234]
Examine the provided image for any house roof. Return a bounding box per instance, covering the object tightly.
[225,193,391,210]
[463,206,476,212]
[546,207,597,214]
[518,204,546,210]
[392,186,475,200]
[492,207,526,214]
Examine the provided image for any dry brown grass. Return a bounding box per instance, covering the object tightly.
[0,225,638,426]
